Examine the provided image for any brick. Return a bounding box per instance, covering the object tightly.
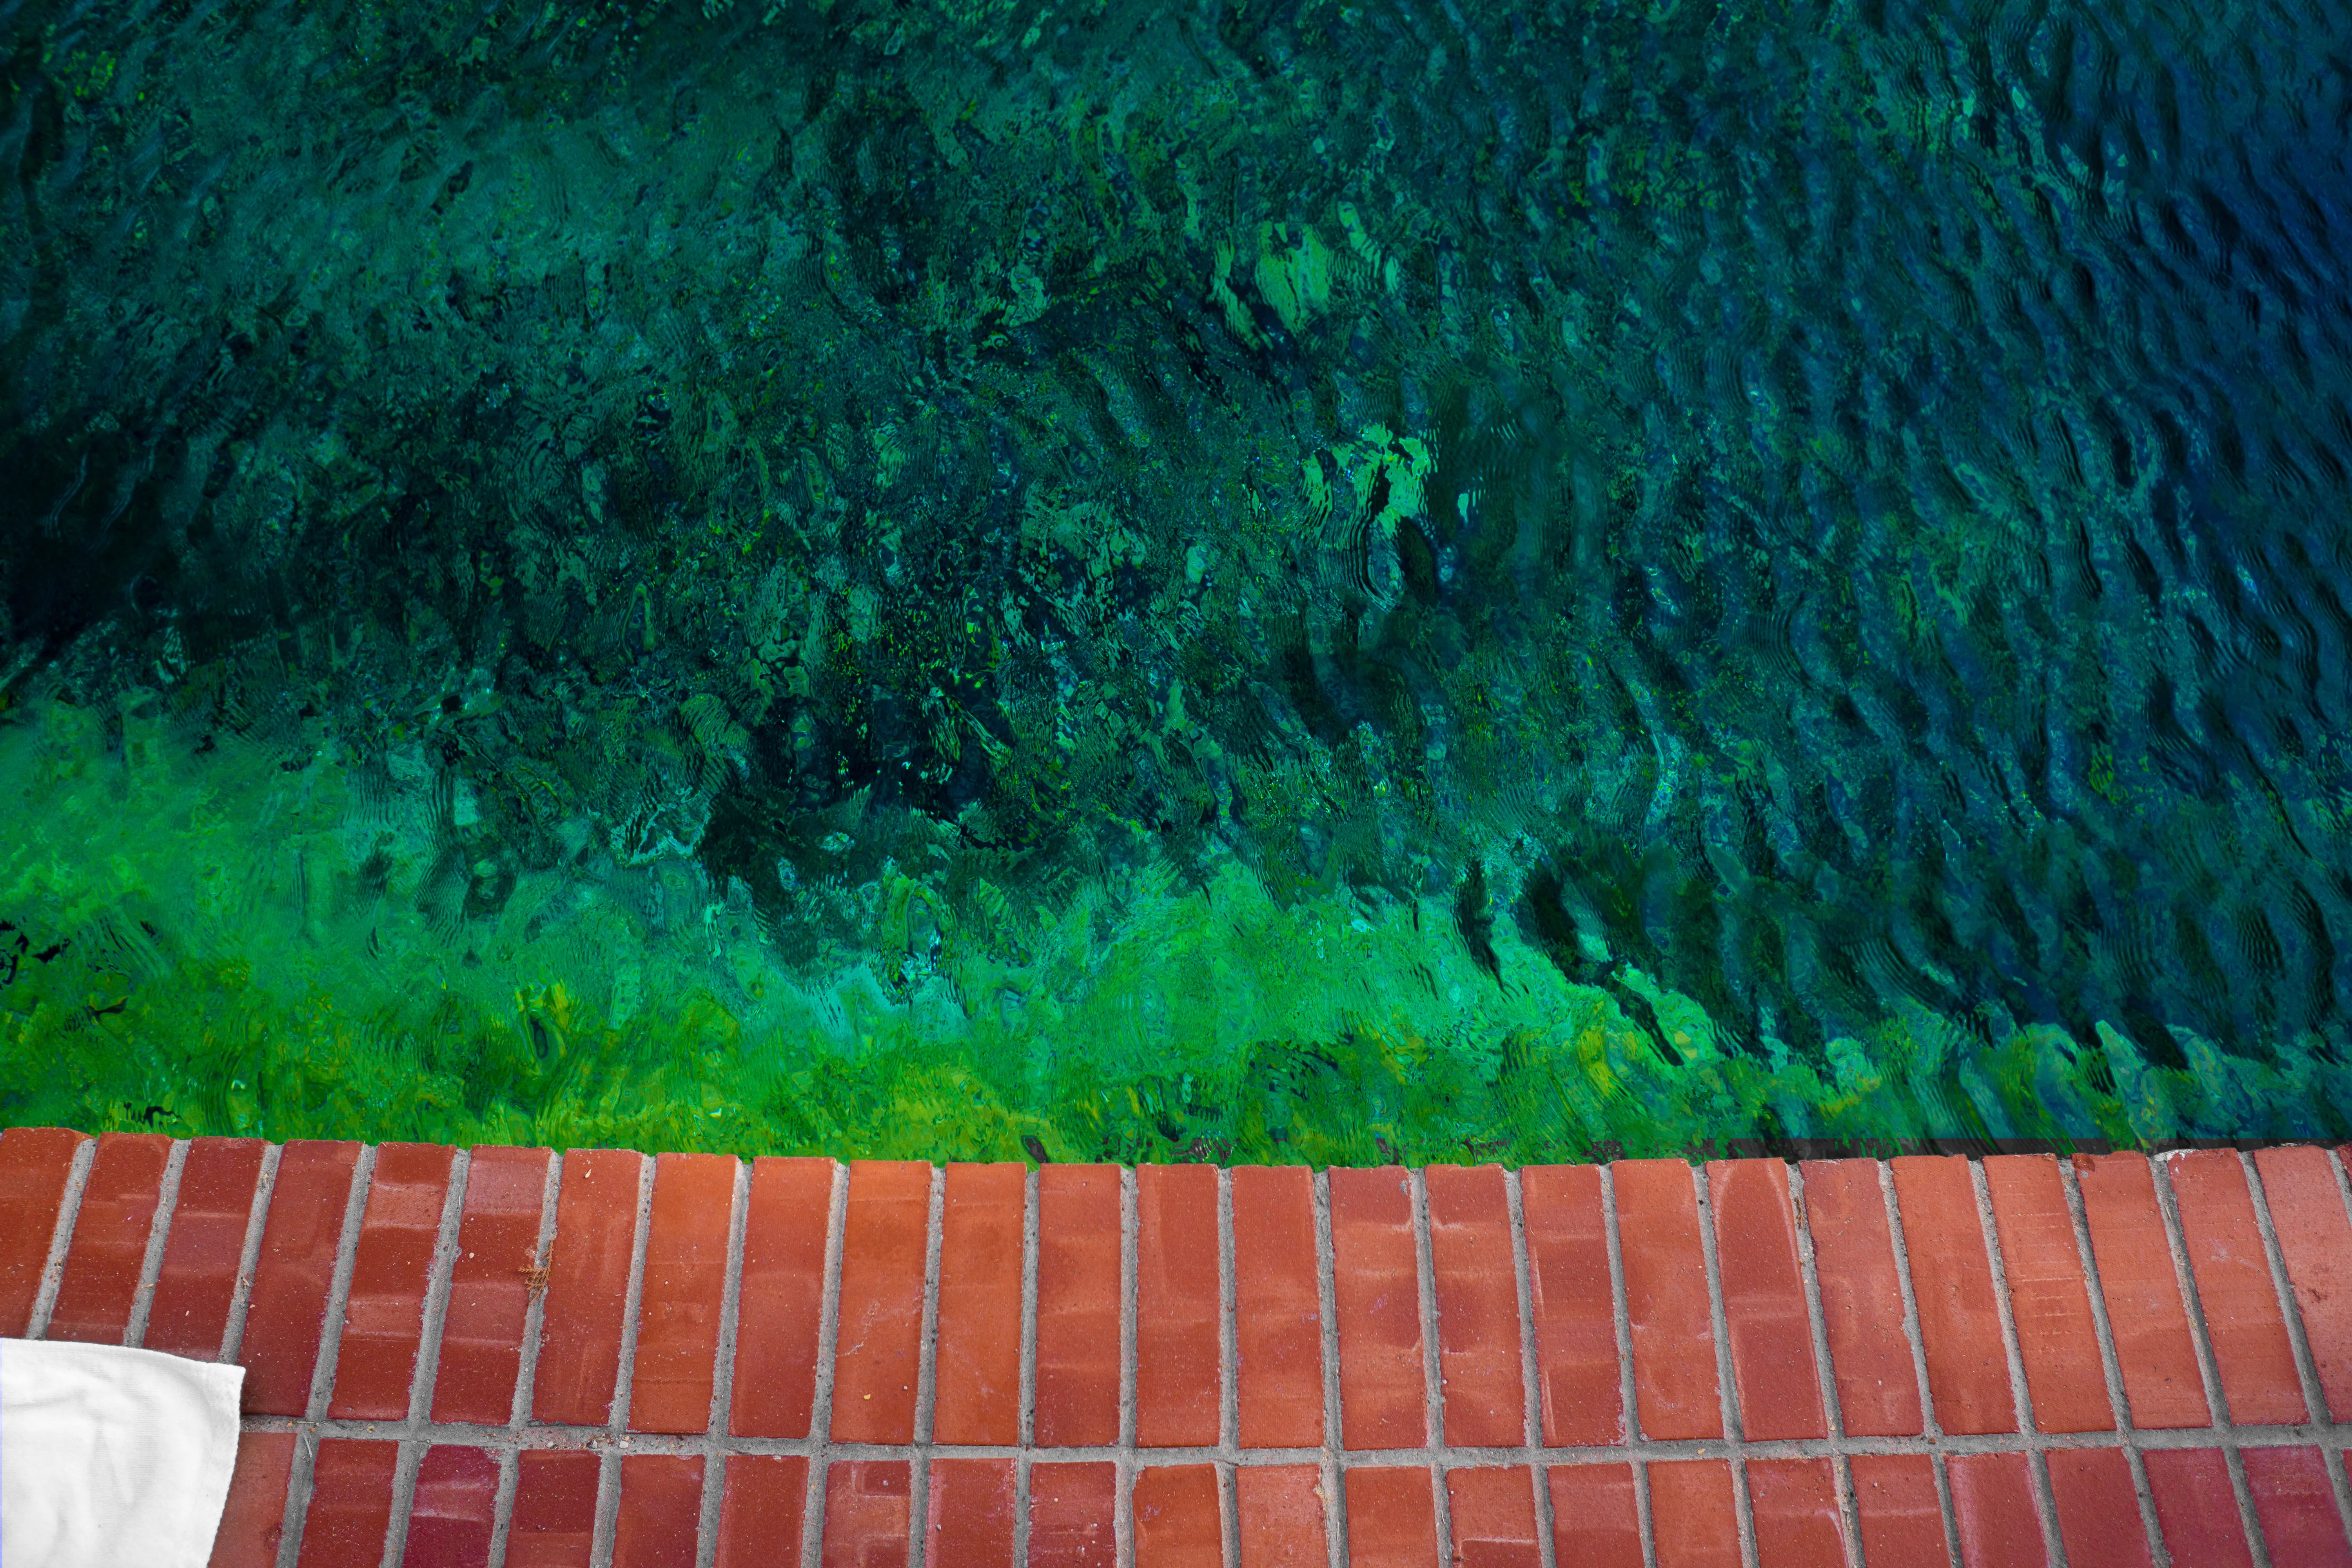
[1425,1167,1526,1446]
[1849,1454,1947,1566]
[2167,1151,2308,1425]
[731,1157,835,1439]
[509,1450,603,1568]
[207,1431,296,1568]
[1746,1458,1845,1568]
[613,1454,704,1568]
[1238,1464,1327,1567]
[1330,1166,1427,1450]
[628,1152,735,1434]
[1706,1159,1826,1440]
[2241,1446,2352,1568]
[1232,1165,1323,1448]
[148,1137,267,1358]
[1345,1466,1438,1568]
[1545,1463,1644,1568]
[0,1125,88,1334]
[1036,1164,1123,1446]
[532,1149,644,1427]
[823,1461,912,1568]
[1134,1464,1225,1568]
[1521,1165,1622,1445]
[1029,1462,1118,1568]
[240,1140,362,1415]
[2076,1153,2209,1429]
[1613,1160,1721,1441]
[401,1446,499,1568]
[1445,1466,1541,1568]
[2047,1448,2153,1568]
[2143,1449,2254,1568]
[1890,1156,2015,1434]
[1138,1163,1222,1446]
[1648,1458,1741,1568]
[295,1439,399,1568]
[830,1161,931,1444]
[1799,1160,1924,1437]
[329,1142,454,1420]
[1948,1452,2049,1568]
[2255,1146,2352,1421]
[714,1455,810,1568]
[925,1458,1015,1568]
[1980,1154,2114,1433]
[931,1163,1025,1445]
[431,1146,550,1425]
[47,1132,170,1344]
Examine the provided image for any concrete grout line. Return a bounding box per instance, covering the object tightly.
[2149,1152,2242,1568]
[1971,1155,2069,1568]
[1313,1167,1346,1565]
[221,1140,285,1367]
[1597,1163,1659,1568]
[1218,1166,1240,1460]
[1691,1162,1759,1568]
[697,1156,752,1568]
[123,1136,190,1349]
[908,1163,946,1568]
[1784,1163,1863,1568]
[1506,1169,1559,1568]
[487,1148,565,1568]
[1021,1163,1041,1454]
[377,1146,474,1568]
[588,1151,659,1568]
[485,1448,521,1568]
[1875,1157,1963,1568]
[25,1133,98,1339]
[802,1160,849,1568]
[2067,1156,2167,1568]
[272,1423,321,1568]
[1412,1169,1451,1568]
[305,1141,379,1422]
[1121,1165,1139,1454]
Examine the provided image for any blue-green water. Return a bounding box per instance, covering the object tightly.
[2,0,2349,1159]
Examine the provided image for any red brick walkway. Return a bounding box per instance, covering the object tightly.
[4,1129,2351,1566]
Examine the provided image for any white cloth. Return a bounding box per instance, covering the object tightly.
[1,1338,246,1568]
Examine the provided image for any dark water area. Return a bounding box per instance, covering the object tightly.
[4,0,2352,1159]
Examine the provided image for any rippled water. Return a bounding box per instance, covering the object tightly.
[4,0,2350,1156]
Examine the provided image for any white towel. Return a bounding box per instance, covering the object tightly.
[1,1339,246,1568]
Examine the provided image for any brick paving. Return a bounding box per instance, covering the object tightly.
[4,1129,2351,1566]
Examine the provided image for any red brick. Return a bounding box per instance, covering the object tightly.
[207,1431,296,1568]
[924,1458,1014,1567]
[627,1152,735,1434]
[1238,1465,1327,1567]
[823,1461,911,1568]
[1890,1156,2015,1434]
[613,1454,704,1568]
[1029,1462,1118,1568]
[1799,1160,1924,1437]
[1949,1452,2049,1568]
[1425,1167,1526,1446]
[295,1439,399,1568]
[1746,1458,1845,1568]
[2242,1447,2352,1568]
[47,1132,170,1344]
[714,1455,810,1568]
[1706,1159,1825,1440]
[1330,1166,1426,1451]
[1134,1465,1225,1568]
[1037,1164,1123,1446]
[532,1149,644,1427]
[2168,1151,2308,1425]
[2255,1146,2352,1422]
[1982,1154,2114,1432]
[2047,1448,2152,1568]
[240,1140,362,1415]
[931,1163,1025,1445]
[1446,1466,1541,1568]
[731,1157,834,1439]
[1521,1165,1622,1445]
[1138,1163,1222,1447]
[430,1146,550,1425]
[328,1142,454,1420]
[1345,1466,1438,1568]
[2075,1153,2210,1429]
[509,1450,603,1568]
[1849,1453,1947,1566]
[2143,1449,2254,1568]
[1648,1458,1741,1568]
[0,1125,88,1334]
[1613,1160,1721,1441]
[148,1138,267,1359]
[401,1446,499,1568]
[830,1161,931,1443]
[1232,1166,1323,1449]
[1544,1463,1643,1568]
